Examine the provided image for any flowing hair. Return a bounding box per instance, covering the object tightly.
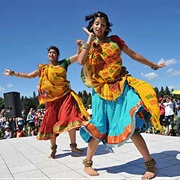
[85,11,112,36]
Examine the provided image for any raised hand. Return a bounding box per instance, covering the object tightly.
[157,63,166,69]
[152,63,166,70]
[3,69,13,76]
[76,39,83,46]
[82,27,95,43]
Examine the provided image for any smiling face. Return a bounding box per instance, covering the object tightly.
[92,17,107,38]
[48,48,59,64]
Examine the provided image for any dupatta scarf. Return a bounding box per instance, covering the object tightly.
[38,64,71,104]
[81,38,162,130]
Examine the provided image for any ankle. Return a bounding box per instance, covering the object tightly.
[144,158,157,178]
[144,158,156,170]
[49,144,57,159]
[51,144,57,151]
[70,143,77,148]
[83,158,93,167]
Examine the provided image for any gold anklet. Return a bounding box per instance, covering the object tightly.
[83,159,93,167]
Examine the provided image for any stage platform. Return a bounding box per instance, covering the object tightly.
[0,132,180,180]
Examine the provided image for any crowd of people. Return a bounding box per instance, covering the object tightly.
[1,97,179,140]
[0,108,45,139]
[0,96,179,140]
[147,96,180,136]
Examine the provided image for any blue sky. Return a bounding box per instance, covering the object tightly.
[0,0,180,98]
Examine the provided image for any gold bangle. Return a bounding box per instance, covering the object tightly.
[83,43,90,50]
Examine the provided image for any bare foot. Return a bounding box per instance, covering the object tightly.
[48,149,57,159]
[84,167,99,176]
[142,167,157,180]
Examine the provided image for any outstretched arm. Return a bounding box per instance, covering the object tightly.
[3,69,40,78]
[122,45,166,70]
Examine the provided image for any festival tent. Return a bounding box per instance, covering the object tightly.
[171,90,180,95]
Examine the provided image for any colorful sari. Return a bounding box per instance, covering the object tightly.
[80,36,162,146]
[36,61,89,140]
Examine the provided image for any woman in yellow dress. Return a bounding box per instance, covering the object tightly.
[3,39,89,159]
[78,11,166,179]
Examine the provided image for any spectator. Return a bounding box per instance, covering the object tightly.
[172,98,177,115]
[176,98,180,136]
[15,117,24,131]
[0,110,7,133]
[86,105,92,118]
[16,127,24,138]
[0,114,6,136]
[26,108,35,136]
[33,111,40,129]
[158,97,165,134]
[4,125,10,139]
[162,95,174,135]
[37,109,44,127]
[8,118,16,138]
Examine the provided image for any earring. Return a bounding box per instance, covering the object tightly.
[90,27,93,31]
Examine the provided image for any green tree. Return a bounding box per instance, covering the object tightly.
[154,87,159,97]
[164,86,171,96]
[159,86,165,98]
[21,96,31,117]
[86,93,92,107]
[78,91,83,99]
[0,97,4,110]
[32,91,39,110]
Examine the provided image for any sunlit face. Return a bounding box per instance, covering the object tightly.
[166,98,170,102]
[92,17,107,38]
[48,49,58,62]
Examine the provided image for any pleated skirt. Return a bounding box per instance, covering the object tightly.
[80,82,152,147]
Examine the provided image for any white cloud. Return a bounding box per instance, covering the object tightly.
[168,86,175,90]
[166,68,180,76]
[158,58,178,66]
[0,86,5,92]
[6,84,13,88]
[141,72,159,80]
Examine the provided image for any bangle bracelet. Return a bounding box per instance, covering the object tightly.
[151,64,157,70]
[83,43,90,50]
[9,70,15,76]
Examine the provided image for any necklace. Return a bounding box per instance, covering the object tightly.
[94,36,110,44]
[94,37,106,43]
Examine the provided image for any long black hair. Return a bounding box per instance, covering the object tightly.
[85,11,112,36]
